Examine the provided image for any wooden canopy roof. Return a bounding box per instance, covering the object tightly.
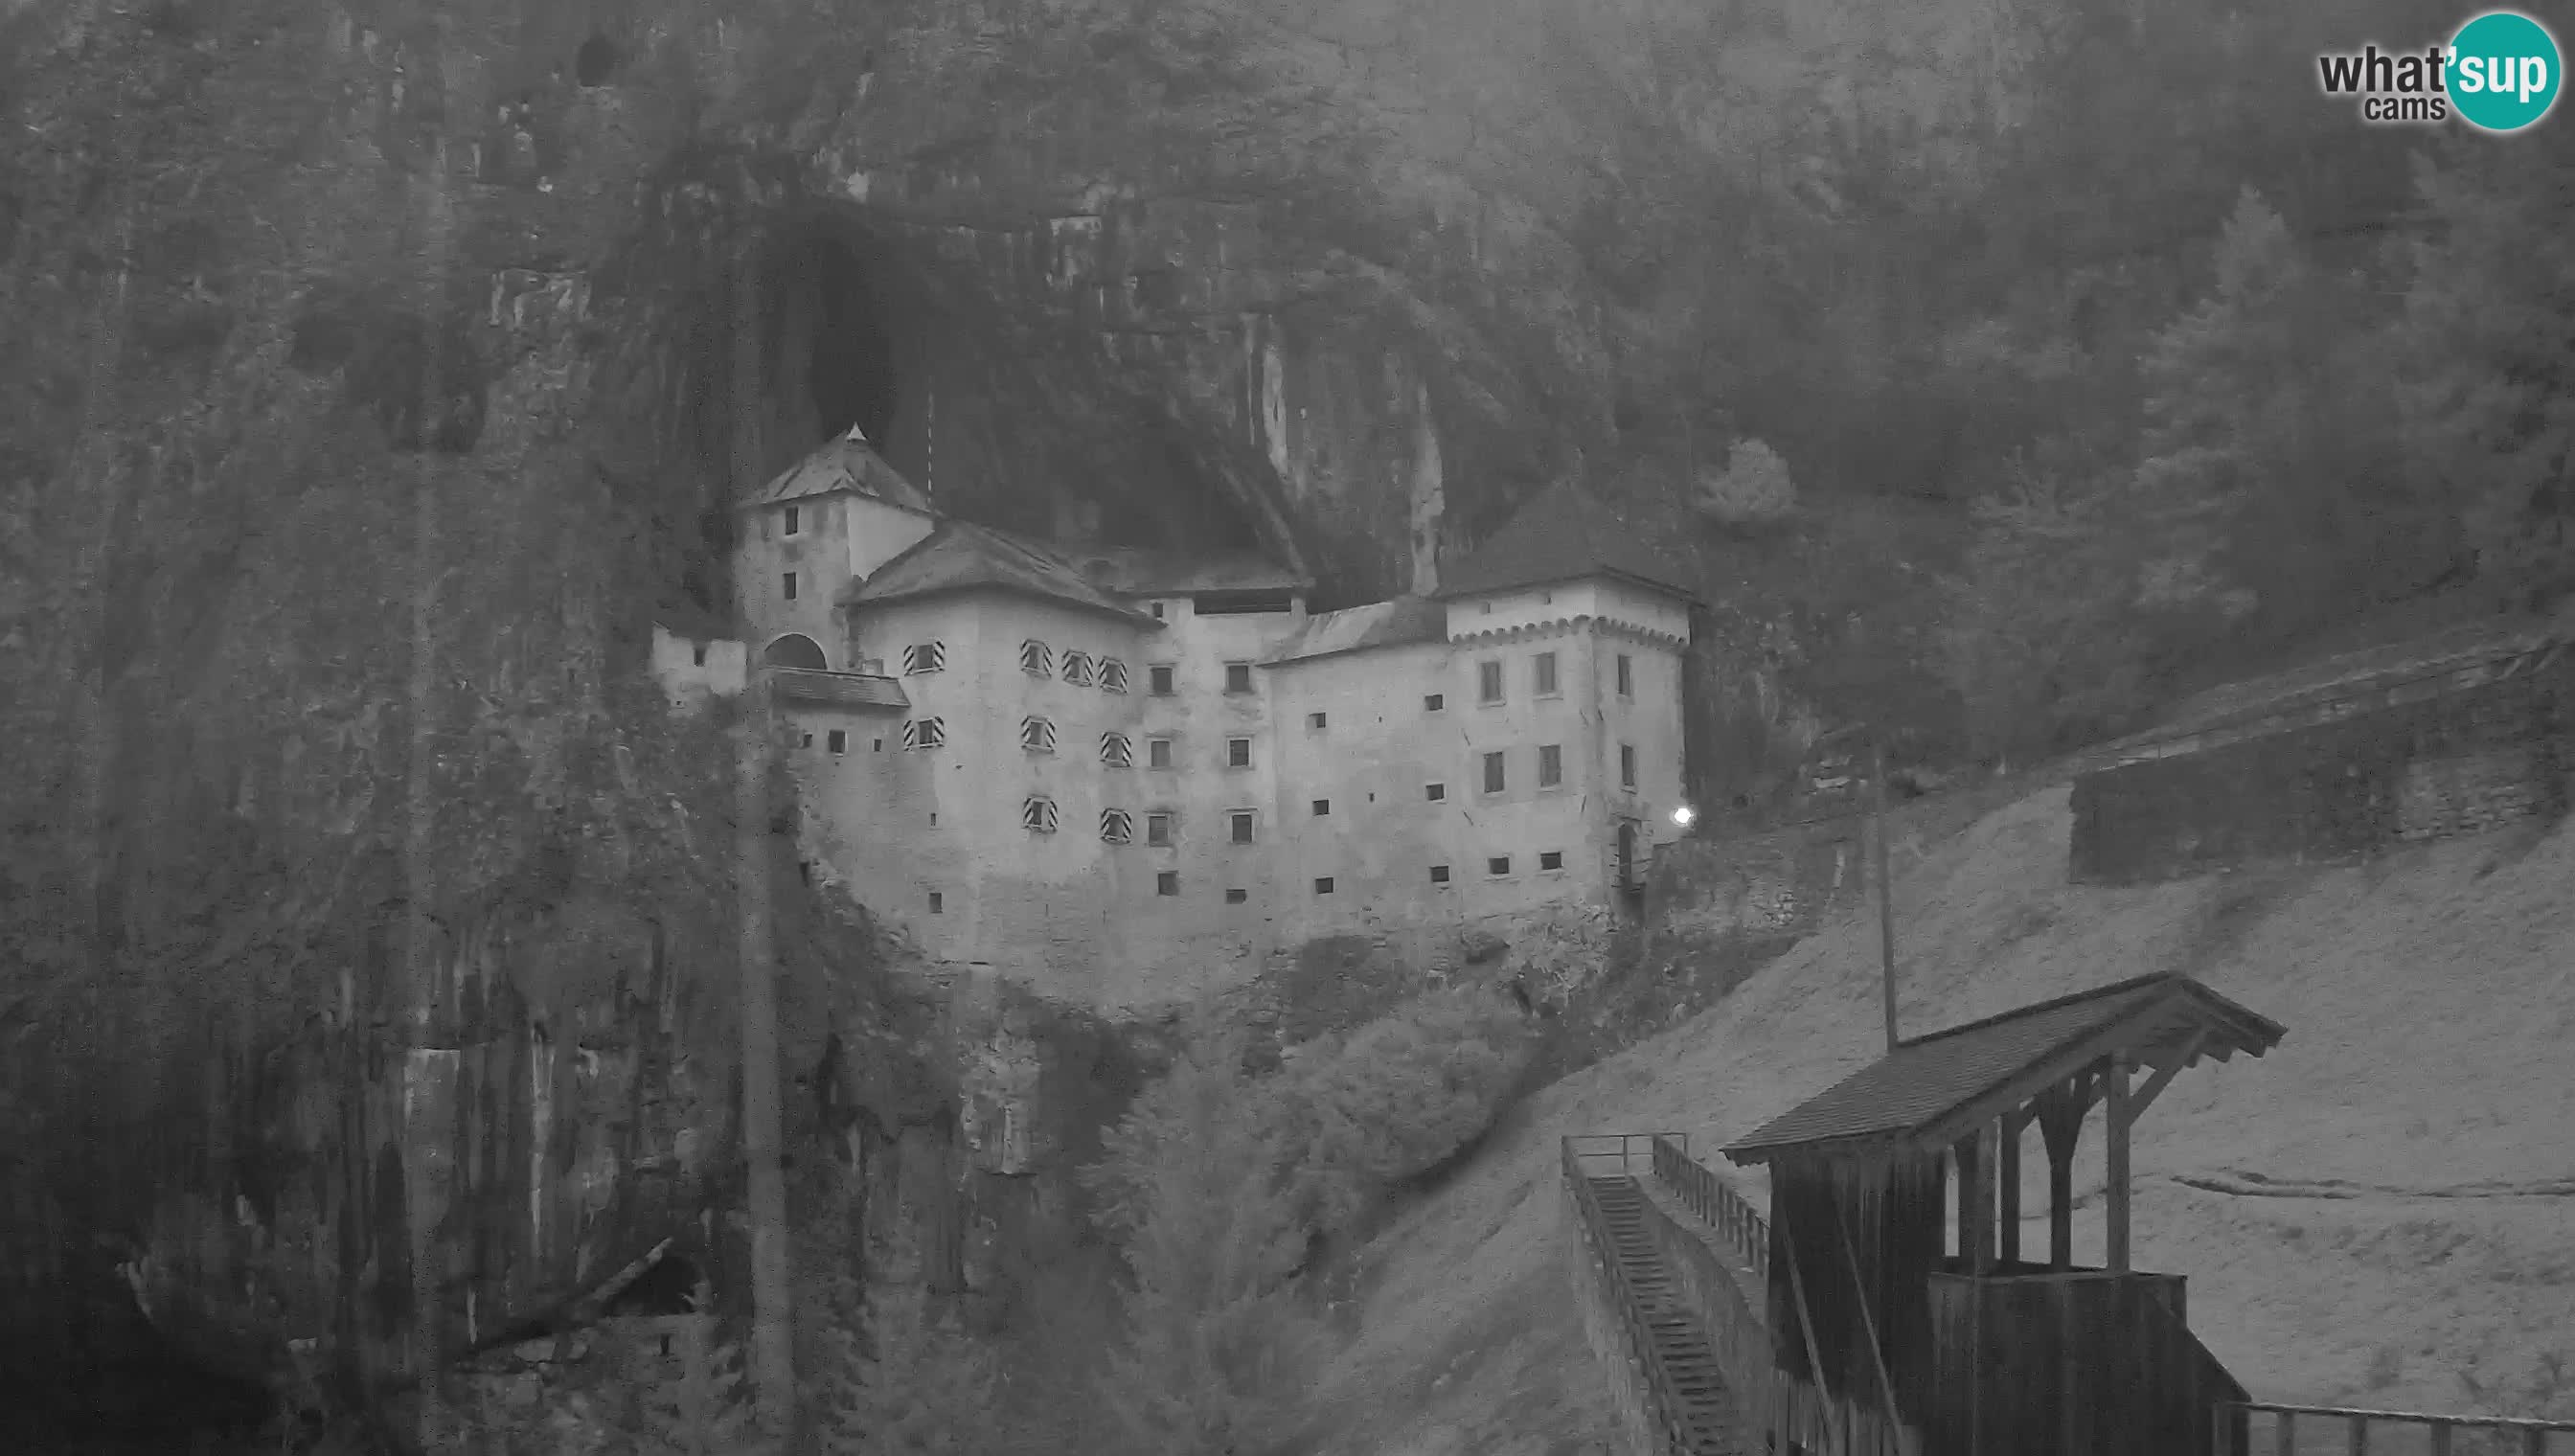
[1720,974,2285,1169]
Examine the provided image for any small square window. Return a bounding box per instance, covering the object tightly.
[1148,737,1174,770]
[1156,870,1179,896]
[1429,864,1450,884]
[1022,796,1059,834]
[1424,693,1445,712]
[1147,812,1174,847]
[902,642,946,674]
[1540,850,1564,872]
[1150,664,1176,695]
[1308,712,1327,730]
[1621,743,1638,789]
[827,730,848,755]
[1478,660,1503,704]
[1311,799,1330,816]
[1488,855,1512,876]
[1425,783,1446,802]
[1020,716,1058,754]
[1225,662,1253,694]
[1482,751,1506,794]
[1538,743,1562,788]
[1100,808,1134,844]
[1019,639,1053,677]
[692,644,708,667]
[800,732,814,748]
[872,739,882,752]
[784,505,800,535]
[1151,602,1167,620]
[1616,653,1633,697]
[1225,887,1248,904]
[1535,651,1559,696]
[1230,811,1255,845]
[928,892,944,914]
[1100,658,1129,694]
[783,572,799,601]
[1100,733,1134,768]
[1060,650,1095,687]
[902,717,945,751]
[1226,738,1251,768]
[1313,876,1334,895]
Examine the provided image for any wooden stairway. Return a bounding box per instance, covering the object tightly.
[1586,1174,1745,1456]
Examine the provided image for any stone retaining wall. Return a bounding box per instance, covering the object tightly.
[2070,650,2573,884]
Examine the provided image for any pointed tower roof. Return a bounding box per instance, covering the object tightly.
[1434,480,1701,605]
[741,424,932,514]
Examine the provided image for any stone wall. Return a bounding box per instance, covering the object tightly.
[2070,652,2573,884]
[1223,896,1626,1045]
[1639,765,2053,989]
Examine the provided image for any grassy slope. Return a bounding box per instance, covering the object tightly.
[1294,785,2575,1455]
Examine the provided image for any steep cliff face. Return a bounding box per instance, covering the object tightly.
[0,0,2428,1417]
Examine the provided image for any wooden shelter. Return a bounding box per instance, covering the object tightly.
[1721,973,2287,1456]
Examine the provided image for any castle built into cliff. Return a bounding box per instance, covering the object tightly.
[657,427,1698,1009]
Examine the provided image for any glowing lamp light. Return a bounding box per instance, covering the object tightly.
[1671,805,1697,828]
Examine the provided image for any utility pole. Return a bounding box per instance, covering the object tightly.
[730,223,796,1447]
[1873,735,1900,1053]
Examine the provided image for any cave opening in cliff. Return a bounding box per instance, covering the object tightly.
[786,227,900,452]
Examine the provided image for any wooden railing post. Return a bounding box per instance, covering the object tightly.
[2106,1055,2133,1272]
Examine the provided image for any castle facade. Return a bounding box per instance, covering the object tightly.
[671,428,1699,1010]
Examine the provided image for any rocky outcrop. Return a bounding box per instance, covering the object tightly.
[0,0,2236,1413]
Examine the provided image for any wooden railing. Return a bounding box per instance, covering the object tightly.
[1562,1135,1693,1455]
[2219,1402,2575,1456]
[1651,1134,1769,1285]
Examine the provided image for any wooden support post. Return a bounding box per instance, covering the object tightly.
[1997,1111,2025,1270]
[1874,738,1900,1053]
[1954,1128,1998,1275]
[1953,1135,1983,1268]
[2035,1070,2093,1273]
[2105,1055,2133,1272]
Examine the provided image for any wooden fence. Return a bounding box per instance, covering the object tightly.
[2219,1402,2575,1456]
[1651,1134,1769,1285]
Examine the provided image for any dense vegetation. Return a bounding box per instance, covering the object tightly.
[1073,989,1538,1454]
[1935,145,2573,759]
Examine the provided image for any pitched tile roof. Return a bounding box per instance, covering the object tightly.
[769,669,909,712]
[1435,480,1701,604]
[850,520,1159,626]
[1066,545,1311,598]
[1720,974,2286,1167]
[1261,595,1446,666]
[744,427,932,513]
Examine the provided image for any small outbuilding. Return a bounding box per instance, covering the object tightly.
[1722,972,2287,1456]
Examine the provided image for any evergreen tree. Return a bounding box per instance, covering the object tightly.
[1091,1036,1317,1456]
[799,1235,1004,1455]
[2401,145,2575,609]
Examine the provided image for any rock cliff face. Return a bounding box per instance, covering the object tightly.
[0,0,2135,1409]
